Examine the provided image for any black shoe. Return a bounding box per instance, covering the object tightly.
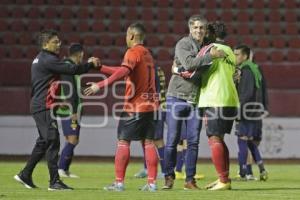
[14,173,37,189]
[48,180,73,191]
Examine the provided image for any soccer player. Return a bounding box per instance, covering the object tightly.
[196,21,239,190]
[233,44,268,181]
[56,43,85,178]
[14,30,99,190]
[84,23,159,192]
[134,66,167,179]
[163,15,225,190]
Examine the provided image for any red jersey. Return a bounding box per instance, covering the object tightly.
[121,44,159,113]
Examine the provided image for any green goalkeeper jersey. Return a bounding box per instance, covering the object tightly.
[198,43,239,108]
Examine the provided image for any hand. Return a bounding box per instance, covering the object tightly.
[210,46,226,59]
[88,57,101,68]
[233,68,241,83]
[84,82,100,96]
[180,71,194,79]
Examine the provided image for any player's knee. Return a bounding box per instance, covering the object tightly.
[67,136,79,145]
[239,136,248,141]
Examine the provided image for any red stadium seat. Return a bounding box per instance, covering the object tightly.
[12,7,26,18]
[44,7,57,18]
[236,24,251,35]
[140,8,155,21]
[8,47,23,59]
[31,0,45,5]
[15,0,30,4]
[27,7,40,18]
[285,23,298,35]
[187,0,201,8]
[115,36,126,46]
[25,46,38,59]
[284,11,297,22]
[268,10,282,22]
[77,21,90,32]
[10,20,25,32]
[270,51,285,62]
[124,8,139,20]
[99,34,113,46]
[83,35,98,46]
[236,11,251,22]
[145,35,161,47]
[283,0,299,8]
[108,8,122,20]
[43,21,57,30]
[252,0,265,9]
[59,23,74,33]
[156,0,169,8]
[77,7,90,19]
[156,9,169,21]
[236,0,249,9]
[172,9,186,21]
[157,22,170,34]
[109,0,121,6]
[288,37,300,48]
[226,37,238,48]
[269,24,282,35]
[92,48,105,58]
[92,7,106,19]
[173,0,186,8]
[204,1,218,9]
[271,38,287,48]
[107,21,122,32]
[219,0,234,9]
[286,50,300,62]
[163,35,177,47]
[252,11,266,22]
[27,20,42,32]
[241,36,255,47]
[206,11,218,21]
[144,22,156,33]
[220,11,234,22]
[91,21,106,32]
[2,33,15,45]
[266,0,281,9]
[253,51,268,62]
[19,33,33,45]
[252,24,266,35]
[79,0,92,6]
[157,49,172,61]
[125,0,138,7]
[140,0,154,7]
[60,7,74,19]
[64,34,81,44]
[0,20,8,32]
[62,0,77,5]
[256,38,270,48]
[173,22,188,34]
[107,48,122,60]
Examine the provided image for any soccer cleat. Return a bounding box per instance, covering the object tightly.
[103,182,124,192]
[246,174,258,181]
[194,173,205,180]
[175,171,185,180]
[48,180,73,191]
[140,183,157,192]
[134,169,148,178]
[184,180,200,190]
[260,170,268,181]
[162,175,174,190]
[232,174,247,181]
[205,179,219,189]
[58,169,79,178]
[14,173,37,189]
[208,180,231,191]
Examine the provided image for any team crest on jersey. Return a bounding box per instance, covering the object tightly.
[33,58,39,64]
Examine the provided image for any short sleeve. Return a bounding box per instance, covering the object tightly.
[121,49,139,71]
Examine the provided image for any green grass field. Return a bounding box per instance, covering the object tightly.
[0,161,299,200]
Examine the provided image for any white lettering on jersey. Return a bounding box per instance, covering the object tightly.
[33,58,39,64]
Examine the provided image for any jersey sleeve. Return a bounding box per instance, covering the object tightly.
[121,49,139,71]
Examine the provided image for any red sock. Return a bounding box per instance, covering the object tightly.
[208,138,229,183]
[144,141,158,184]
[115,141,130,183]
[222,140,230,174]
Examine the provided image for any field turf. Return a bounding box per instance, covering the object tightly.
[0,161,299,200]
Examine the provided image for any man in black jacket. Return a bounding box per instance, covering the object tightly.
[14,30,99,190]
[234,44,268,181]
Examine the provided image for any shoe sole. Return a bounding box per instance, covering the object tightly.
[162,186,173,190]
[48,188,73,191]
[14,175,34,189]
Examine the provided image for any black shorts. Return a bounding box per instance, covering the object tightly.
[204,107,237,137]
[235,120,262,141]
[117,111,156,141]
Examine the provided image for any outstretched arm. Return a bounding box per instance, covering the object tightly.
[84,66,130,96]
[100,65,123,75]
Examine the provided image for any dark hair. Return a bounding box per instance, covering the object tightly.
[128,22,146,35]
[38,29,58,48]
[188,15,207,27]
[69,43,83,56]
[234,44,251,59]
[210,21,227,40]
